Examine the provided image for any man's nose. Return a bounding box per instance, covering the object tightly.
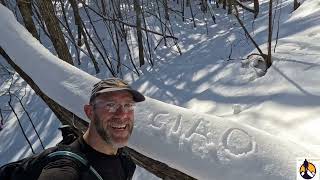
[113,106,131,120]
[114,104,127,114]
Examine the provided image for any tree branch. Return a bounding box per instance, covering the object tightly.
[79,0,178,40]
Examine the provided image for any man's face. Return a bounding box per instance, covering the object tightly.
[91,91,134,148]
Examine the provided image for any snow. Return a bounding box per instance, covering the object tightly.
[132,98,316,179]
[1,0,320,179]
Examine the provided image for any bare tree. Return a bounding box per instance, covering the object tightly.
[101,0,107,15]
[79,20,101,73]
[59,0,80,65]
[293,0,300,10]
[189,1,196,27]
[141,1,153,67]
[266,0,273,68]
[8,92,35,154]
[186,0,190,6]
[68,0,82,47]
[35,0,74,65]
[134,0,145,66]
[155,0,167,46]
[253,0,260,18]
[227,0,233,14]
[0,0,6,6]
[200,0,208,12]
[233,0,259,18]
[67,0,101,73]
[163,0,170,20]
[181,0,185,21]
[0,108,4,131]
[233,4,267,62]
[17,0,39,40]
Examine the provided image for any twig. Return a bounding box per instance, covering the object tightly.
[234,0,255,13]
[79,0,178,40]
[13,88,45,150]
[59,0,81,65]
[0,108,4,131]
[7,77,35,154]
[233,5,266,57]
[274,0,282,52]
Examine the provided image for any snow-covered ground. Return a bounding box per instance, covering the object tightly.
[129,0,320,151]
[1,0,320,179]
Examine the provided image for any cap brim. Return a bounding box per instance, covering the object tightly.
[95,88,145,102]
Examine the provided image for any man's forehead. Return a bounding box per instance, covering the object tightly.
[95,91,133,101]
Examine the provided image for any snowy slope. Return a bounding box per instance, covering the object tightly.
[1,3,319,180]
[127,0,320,150]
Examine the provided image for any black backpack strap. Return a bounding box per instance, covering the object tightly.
[118,148,136,180]
[46,150,104,180]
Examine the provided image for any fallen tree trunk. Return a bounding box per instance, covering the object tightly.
[0,47,87,136]
[0,46,196,180]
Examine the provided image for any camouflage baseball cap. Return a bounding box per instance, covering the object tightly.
[90,78,145,102]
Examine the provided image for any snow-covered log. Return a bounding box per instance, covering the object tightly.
[0,47,195,179]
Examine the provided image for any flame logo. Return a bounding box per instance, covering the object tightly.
[300,159,316,179]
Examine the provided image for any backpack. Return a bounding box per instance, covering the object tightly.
[0,125,136,180]
[0,126,103,180]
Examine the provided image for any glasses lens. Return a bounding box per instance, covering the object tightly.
[94,102,135,113]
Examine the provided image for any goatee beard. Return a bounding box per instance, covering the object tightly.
[93,113,132,148]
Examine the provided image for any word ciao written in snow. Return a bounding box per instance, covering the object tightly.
[148,112,257,161]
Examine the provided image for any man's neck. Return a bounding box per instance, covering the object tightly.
[83,130,118,155]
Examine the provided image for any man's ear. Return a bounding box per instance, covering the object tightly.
[84,104,94,119]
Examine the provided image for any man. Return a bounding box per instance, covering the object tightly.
[38,78,145,180]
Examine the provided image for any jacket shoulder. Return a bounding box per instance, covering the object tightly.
[38,158,80,180]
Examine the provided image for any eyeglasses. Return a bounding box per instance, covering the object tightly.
[92,101,136,113]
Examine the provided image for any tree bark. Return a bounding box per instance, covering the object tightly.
[68,0,100,73]
[0,46,196,180]
[201,0,208,12]
[79,20,101,74]
[17,0,39,40]
[141,1,153,67]
[234,0,259,18]
[59,0,80,65]
[253,0,259,18]
[189,2,196,27]
[68,0,83,47]
[133,0,145,66]
[182,0,185,21]
[227,0,233,14]
[156,0,167,46]
[186,0,190,7]
[36,0,74,65]
[101,0,106,16]
[293,0,300,10]
[0,109,4,131]
[163,0,170,20]
[0,0,6,6]
[266,0,273,69]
